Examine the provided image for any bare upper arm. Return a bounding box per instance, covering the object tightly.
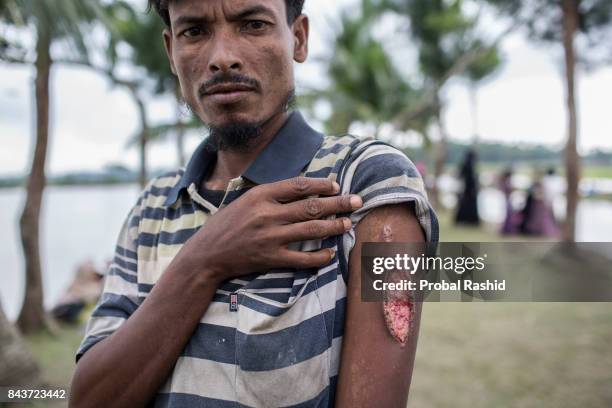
[335,203,425,407]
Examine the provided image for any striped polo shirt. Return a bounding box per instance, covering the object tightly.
[76,110,439,407]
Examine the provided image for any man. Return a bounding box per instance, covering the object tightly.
[70,0,439,407]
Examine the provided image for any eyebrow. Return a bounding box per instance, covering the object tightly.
[172,5,276,28]
[173,15,211,29]
[226,5,276,22]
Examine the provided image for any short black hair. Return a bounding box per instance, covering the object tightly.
[148,0,305,28]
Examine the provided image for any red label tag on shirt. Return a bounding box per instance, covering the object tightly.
[229,293,238,312]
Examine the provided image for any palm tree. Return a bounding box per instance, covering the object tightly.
[464,40,501,143]
[561,0,580,243]
[1,0,111,333]
[125,10,190,166]
[383,0,477,208]
[484,0,612,242]
[110,4,193,174]
[64,2,196,187]
[304,0,427,139]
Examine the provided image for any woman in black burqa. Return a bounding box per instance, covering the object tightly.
[455,149,480,225]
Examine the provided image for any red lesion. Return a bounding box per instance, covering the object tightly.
[383,299,413,345]
[382,268,414,345]
[377,221,416,345]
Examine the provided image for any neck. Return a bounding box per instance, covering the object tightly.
[204,110,290,190]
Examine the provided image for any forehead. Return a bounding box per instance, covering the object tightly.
[168,0,287,22]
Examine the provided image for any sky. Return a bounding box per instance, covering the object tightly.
[0,0,611,176]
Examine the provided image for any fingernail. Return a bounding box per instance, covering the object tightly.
[332,182,340,193]
[329,249,336,259]
[350,195,363,209]
[343,218,352,230]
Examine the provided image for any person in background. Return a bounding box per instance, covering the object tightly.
[498,167,518,235]
[541,167,557,210]
[519,169,559,237]
[455,149,480,225]
[51,260,105,323]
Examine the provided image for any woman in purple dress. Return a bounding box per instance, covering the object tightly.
[519,169,559,237]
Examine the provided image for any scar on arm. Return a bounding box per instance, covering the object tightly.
[379,222,415,346]
[381,224,394,241]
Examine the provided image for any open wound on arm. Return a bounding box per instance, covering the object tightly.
[379,223,415,345]
[382,268,414,345]
[383,299,413,345]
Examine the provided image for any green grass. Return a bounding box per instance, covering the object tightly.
[22,215,612,407]
[25,324,83,387]
[410,303,612,407]
[582,165,612,179]
[22,323,83,408]
[409,211,612,407]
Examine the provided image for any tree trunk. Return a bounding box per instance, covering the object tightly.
[373,123,381,139]
[431,92,447,210]
[175,84,186,167]
[17,27,51,334]
[133,94,149,189]
[469,81,479,144]
[0,300,41,386]
[561,0,580,243]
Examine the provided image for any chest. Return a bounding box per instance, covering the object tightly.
[136,211,346,407]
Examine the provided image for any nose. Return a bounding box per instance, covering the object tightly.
[207,30,242,74]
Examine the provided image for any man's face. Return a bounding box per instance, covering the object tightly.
[163,0,309,132]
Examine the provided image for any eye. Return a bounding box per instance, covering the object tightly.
[182,26,203,38]
[243,20,268,31]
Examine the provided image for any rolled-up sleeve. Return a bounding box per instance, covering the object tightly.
[338,140,439,280]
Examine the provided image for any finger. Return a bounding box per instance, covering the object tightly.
[277,248,337,269]
[274,218,352,242]
[259,177,340,202]
[280,195,363,222]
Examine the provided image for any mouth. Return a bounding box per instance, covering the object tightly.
[202,83,255,105]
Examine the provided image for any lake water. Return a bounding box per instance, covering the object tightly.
[1,185,140,320]
[1,184,611,320]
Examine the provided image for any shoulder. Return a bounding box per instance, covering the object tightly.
[309,133,415,172]
[315,134,422,184]
[336,135,438,243]
[338,136,425,199]
[314,134,380,159]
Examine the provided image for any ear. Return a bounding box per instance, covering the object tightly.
[292,14,309,63]
[163,28,177,75]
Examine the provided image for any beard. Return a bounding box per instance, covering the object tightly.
[203,89,297,153]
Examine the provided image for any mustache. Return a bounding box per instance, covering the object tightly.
[198,73,260,98]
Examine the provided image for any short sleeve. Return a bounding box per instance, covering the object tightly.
[338,140,439,278]
[75,200,142,363]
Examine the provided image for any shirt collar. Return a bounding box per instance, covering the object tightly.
[164,110,324,206]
